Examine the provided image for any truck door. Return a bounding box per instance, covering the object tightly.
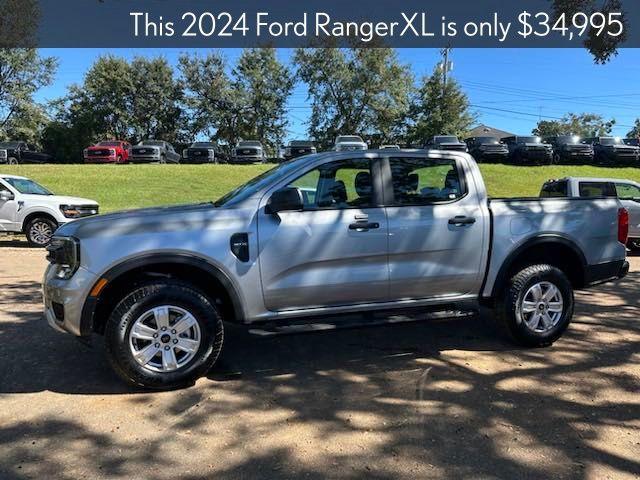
[615,182,640,239]
[0,180,19,232]
[257,157,389,311]
[383,155,487,300]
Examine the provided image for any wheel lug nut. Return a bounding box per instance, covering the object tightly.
[154,343,160,348]
[173,339,178,344]
[164,346,170,351]
[171,329,177,334]
[161,327,167,331]
[153,333,158,338]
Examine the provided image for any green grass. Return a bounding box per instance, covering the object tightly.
[2,163,639,212]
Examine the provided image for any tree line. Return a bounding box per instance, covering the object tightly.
[0,47,635,162]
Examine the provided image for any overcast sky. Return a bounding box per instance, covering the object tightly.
[38,48,640,140]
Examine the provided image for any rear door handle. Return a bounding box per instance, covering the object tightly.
[349,222,380,231]
[448,216,476,226]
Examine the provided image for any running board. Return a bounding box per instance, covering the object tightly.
[248,309,477,336]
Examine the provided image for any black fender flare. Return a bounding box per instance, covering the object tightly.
[80,253,245,336]
[490,234,587,299]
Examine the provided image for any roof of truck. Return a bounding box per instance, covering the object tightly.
[547,176,639,185]
[0,174,28,180]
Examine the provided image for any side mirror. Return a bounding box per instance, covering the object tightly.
[265,187,304,214]
[0,191,14,202]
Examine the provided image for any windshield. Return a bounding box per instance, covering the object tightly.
[141,141,164,146]
[600,137,622,145]
[476,137,499,144]
[3,177,53,195]
[554,135,580,144]
[214,159,307,207]
[192,142,216,148]
[238,141,261,147]
[435,136,459,143]
[97,141,120,147]
[336,136,363,143]
[0,142,20,149]
[290,141,313,147]
[518,136,541,144]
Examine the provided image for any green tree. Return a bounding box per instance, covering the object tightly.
[233,48,294,153]
[129,56,184,143]
[407,67,476,145]
[0,48,57,143]
[295,48,412,148]
[178,51,239,145]
[626,119,640,139]
[533,113,615,138]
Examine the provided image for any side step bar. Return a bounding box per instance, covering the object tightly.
[248,309,477,336]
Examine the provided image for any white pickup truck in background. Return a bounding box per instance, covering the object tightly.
[541,176,640,251]
[0,174,99,247]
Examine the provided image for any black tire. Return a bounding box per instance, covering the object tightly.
[159,154,166,164]
[627,239,640,252]
[8,157,18,165]
[496,264,574,347]
[25,216,57,247]
[104,281,224,389]
[117,155,123,164]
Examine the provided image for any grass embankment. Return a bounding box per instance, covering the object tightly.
[2,163,639,212]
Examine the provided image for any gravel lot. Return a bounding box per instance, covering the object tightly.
[0,239,638,479]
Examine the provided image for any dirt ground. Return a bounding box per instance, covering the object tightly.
[0,238,638,480]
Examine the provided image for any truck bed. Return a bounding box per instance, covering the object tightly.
[483,196,624,297]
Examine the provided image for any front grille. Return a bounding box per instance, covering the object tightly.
[237,148,259,156]
[187,149,211,157]
[481,146,506,153]
[132,148,157,155]
[75,205,99,217]
[88,149,112,156]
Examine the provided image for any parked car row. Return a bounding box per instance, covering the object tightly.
[428,134,640,166]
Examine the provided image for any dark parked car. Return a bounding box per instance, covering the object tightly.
[182,142,221,164]
[0,141,54,165]
[623,138,640,147]
[502,136,553,165]
[425,135,468,152]
[284,140,317,160]
[583,137,639,166]
[543,135,594,164]
[129,140,181,164]
[464,136,509,162]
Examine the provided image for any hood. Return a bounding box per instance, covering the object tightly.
[55,201,255,239]
[23,194,98,205]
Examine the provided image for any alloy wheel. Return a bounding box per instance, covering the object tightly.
[128,305,201,373]
[29,220,53,245]
[520,281,564,333]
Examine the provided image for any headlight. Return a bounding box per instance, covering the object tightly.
[208,149,215,157]
[46,236,80,279]
[183,150,188,158]
[109,149,116,156]
[60,205,83,218]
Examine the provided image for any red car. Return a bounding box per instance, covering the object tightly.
[83,141,131,164]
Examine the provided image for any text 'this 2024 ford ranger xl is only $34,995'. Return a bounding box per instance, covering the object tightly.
[43,150,630,389]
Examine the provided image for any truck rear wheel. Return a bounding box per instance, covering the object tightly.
[105,281,224,389]
[496,264,574,347]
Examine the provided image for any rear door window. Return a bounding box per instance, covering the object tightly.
[389,157,465,205]
[578,182,616,197]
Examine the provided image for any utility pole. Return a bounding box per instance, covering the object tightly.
[439,47,452,97]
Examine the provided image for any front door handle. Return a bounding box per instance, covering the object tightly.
[448,216,476,226]
[349,222,380,231]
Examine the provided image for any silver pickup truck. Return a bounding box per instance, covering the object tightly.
[43,150,629,389]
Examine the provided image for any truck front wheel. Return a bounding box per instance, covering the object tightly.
[105,281,224,389]
[496,264,574,347]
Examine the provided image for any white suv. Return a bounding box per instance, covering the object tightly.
[0,174,99,247]
[334,135,367,152]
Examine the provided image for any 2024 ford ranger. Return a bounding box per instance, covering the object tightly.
[44,150,629,389]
